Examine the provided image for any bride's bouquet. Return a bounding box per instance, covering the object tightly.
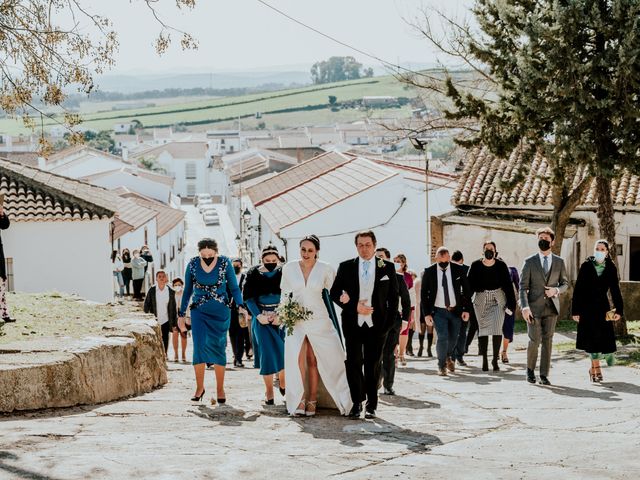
[276,293,313,336]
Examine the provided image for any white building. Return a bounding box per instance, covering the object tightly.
[113,123,133,134]
[80,166,175,205]
[241,151,457,271]
[43,145,131,178]
[206,130,242,156]
[132,142,210,198]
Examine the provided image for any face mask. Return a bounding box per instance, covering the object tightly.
[594,251,606,263]
[438,261,449,270]
[538,239,551,251]
[202,256,215,266]
[394,262,402,270]
[233,266,241,274]
[484,250,495,260]
[264,262,278,272]
[173,285,183,292]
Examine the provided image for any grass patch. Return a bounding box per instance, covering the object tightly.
[0,292,137,345]
[616,350,640,367]
[514,319,577,334]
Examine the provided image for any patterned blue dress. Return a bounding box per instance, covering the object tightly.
[243,267,285,376]
[179,256,243,366]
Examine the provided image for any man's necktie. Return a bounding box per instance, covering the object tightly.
[543,256,549,276]
[363,261,370,282]
[442,269,451,307]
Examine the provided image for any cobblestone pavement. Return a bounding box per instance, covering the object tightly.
[1,332,639,480]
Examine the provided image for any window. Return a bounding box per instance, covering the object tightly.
[630,237,640,281]
[229,145,234,153]
[186,183,196,196]
[144,227,148,246]
[161,253,166,269]
[185,161,197,179]
[170,245,175,261]
[117,238,121,251]
[4,258,14,292]
[178,237,183,252]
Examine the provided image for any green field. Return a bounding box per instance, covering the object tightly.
[0,75,415,135]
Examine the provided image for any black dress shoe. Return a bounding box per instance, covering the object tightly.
[539,376,551,386]
[526,368,536,384]
[348,403,362,419]
[364,408,376,419]
[2,317,16,323]
[383,388,395,396]
[264,398,275,406]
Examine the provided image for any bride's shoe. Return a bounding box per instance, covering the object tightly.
[305,400,317,417]
[294,400,306,416]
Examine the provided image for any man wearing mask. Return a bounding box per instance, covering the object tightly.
[420,247,472,376]
[520,227,569,385]
[228,258,250,367]
[375,248,411,396]
[450,250,474,367]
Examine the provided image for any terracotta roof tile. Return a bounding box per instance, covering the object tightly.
[117,191,185,237]
[454,146,639,210]
[131,142,207,160]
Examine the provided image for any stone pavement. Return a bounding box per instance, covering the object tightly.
[1,332,639,480]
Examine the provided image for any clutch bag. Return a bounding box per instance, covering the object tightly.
[605,309,617,322]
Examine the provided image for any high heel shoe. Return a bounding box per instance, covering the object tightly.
[501,351,509,364]
[492,358,500,372]
[595,366,603,382]
[191,389,205,402]
[589,368,598,382]
[305,400,317,417]
[279,387,286,396]
[294,400,306,416]
[264,398,275,406]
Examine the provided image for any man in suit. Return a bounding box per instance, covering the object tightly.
[0,203,15,324]
[331,231,399,419]
[451,250,473,367]
[228,258,249,367]
[520,227,569,385]
[420,246,472,376]
[375,247,411,396]
[143,270,178,355]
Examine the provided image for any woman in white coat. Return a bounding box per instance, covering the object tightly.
[280,235,352,417]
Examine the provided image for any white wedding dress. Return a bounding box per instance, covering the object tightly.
[280,260,352,416]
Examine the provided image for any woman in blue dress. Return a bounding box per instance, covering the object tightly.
[242,245,286,405]
[179,238,243,404]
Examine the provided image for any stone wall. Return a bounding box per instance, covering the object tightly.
[620,281,640,321]
[0,315,167,413]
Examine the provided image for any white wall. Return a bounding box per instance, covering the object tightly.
[157,220,186,281]
[3,220,113,302]
[156,152,209,197]
[89,171,171,203]
[49,155,125,178]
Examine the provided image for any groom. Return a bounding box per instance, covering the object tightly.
[331,230,399,419]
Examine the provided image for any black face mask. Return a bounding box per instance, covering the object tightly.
[438,261,449,270]
[202,256,215,266]
[538,239,551,251]
[484,250,495,260]
[233,266,241,274]
[264,262,278,272]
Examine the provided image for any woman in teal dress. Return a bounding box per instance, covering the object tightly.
[242,245,286,405]
[179,238,243,404]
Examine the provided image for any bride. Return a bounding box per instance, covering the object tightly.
[280,235,352,416]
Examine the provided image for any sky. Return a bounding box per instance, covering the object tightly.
[75,0,473,74]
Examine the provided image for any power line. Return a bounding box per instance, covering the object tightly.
[255,0,440,81]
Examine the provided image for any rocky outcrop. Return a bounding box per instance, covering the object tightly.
[0,315,167,413]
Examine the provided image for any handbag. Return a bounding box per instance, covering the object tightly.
[605,308,617,322]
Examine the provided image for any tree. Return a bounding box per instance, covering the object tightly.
[405,1,640,334]
[85,130,116,153]
[363,67,374,78]
[328,95,337,106]
[138,156,166,174]
[311,56,365,84]
[0,0,198,154]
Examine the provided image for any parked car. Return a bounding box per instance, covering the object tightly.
[198,200,214,213]
[194,194,212,207]
[203,212,220,225]
[200,204,217,214]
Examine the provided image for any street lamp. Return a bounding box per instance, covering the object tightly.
[242,208,252,222]
[410,137,431,260]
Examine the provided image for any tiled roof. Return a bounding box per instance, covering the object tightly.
[0,152,39,167]
[81,166,174,187]
[112,196,157,235]
[247,151,353,206]
[131,142,207,160]
[47,145,125,165]
[454,146,640,211]
[252,155,398,233]
[117,191,185,237]
[225,149,297,183]
[0,158,116,222]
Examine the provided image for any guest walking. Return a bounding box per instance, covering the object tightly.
[467,241,516,372]
[131,250,147,300]
[412,274,432,357]
[243,245,286,405]
[375,248,410,396]
[451,250,473,366]
[393,253,413,367]
[143,270,178,353]
[501,266,520,363]
[520,227,569,385]
[572,240,623,382]
[228,258,250,367]
[0,204,14,324]
[178,238,243,404]
[111,250,125,299]
[420,246,472,376]
[171,277,189,362]
[121,248,133,296]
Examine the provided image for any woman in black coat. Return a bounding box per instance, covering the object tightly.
[0,205,13,323]
[572,239,623,383]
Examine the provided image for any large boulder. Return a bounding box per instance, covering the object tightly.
[0,315,167,413]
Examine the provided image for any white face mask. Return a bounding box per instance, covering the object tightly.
[173,285,183,292]
[394,262,402,270]
[594,251,607,263]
